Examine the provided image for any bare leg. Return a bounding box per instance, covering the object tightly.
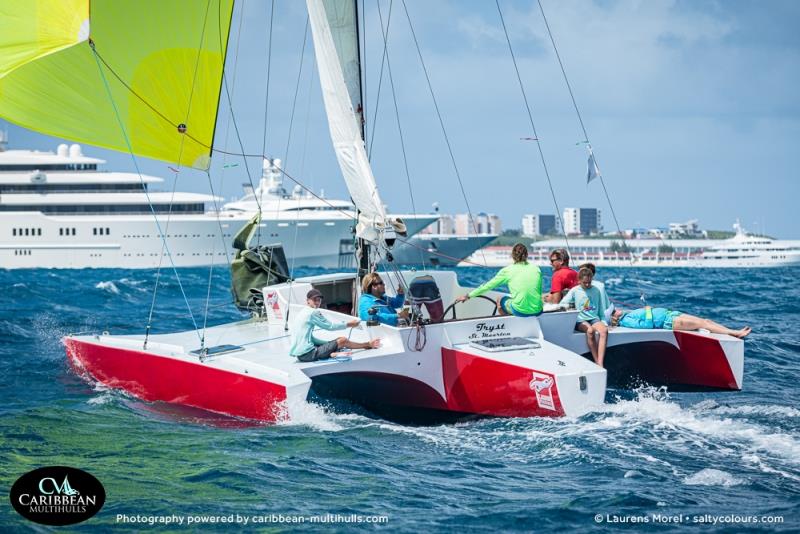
[672,314,751,338]
[338,336,381,350]
[497,297,509,316]
[576,322,598,363]
[593,321,609,368]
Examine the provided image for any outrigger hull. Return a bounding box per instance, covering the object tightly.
[536,312,744,390]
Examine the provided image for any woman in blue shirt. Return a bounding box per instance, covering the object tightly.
[358,273,409,326]
[561,267,609,367]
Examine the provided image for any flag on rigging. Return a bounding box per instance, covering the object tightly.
[586,148,601,184]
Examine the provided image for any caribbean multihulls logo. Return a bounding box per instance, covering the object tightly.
[10,466,105,526]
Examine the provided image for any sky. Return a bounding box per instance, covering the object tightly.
[4,0,799,237]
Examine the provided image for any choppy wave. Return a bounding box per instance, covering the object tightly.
[1,266,799,530]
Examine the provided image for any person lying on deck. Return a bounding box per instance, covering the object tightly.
[455,243,543,317]
[358,273,409,326]
[610,307,751,339]
[290,289,380,362]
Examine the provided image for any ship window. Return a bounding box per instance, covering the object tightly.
[72,228,76,236]
[12,228,16,236]
[106,227,110,235]
[24,228,29,236]
[37,228,41,236]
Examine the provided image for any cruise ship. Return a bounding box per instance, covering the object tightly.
[465,224,800,268]
[0,139,436,269]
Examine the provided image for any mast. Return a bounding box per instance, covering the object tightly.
[354,0,370,278]
[355,0,366,142]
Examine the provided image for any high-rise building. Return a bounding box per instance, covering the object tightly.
[522,214,559,237]
[562,208,602,235]
[454,212,501,235]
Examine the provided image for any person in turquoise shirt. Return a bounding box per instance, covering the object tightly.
[455,243,542,316]
[611,307,751,338]
[290,289,380,362]
[561,267,609,367]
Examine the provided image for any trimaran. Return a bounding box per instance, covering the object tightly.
[0,0,743,423]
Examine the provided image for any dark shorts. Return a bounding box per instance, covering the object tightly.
[296,340,339,362]
[575,318,601,331]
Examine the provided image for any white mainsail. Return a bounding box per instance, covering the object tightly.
[322,0,363,131]
[306,0,388,242]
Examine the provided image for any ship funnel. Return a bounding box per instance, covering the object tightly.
[69,144,82,158]
[57,144,69,157]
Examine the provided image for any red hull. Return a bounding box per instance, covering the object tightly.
[64,338,288,422]
[441,348,565,417]
[602,334,739,390]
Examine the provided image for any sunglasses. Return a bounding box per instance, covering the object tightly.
[372,281,385,286]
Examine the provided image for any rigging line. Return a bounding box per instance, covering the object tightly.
[214,0,246,255]
[281,17,310,173]
[261,0,276,158]
[494,0,571,258]
[212,0,260,217]
[89,44,201,341]
[367,0,393,158]
[289,53,317,283]
[91,41,350,221]
[273,17,310,297]
[149,0,215,346]
[535,0,627,255]
[393,235,488,267]
[375,0,426,268]
[400,0,487,265]
[218,44,260,217]
[201,170,219,341]
[536,0,643,298]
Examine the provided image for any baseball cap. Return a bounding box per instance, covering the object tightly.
[306,289,323,300]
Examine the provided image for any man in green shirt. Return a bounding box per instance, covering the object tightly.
[456,243,543,316]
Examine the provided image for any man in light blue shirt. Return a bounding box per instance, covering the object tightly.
[290,289,380,362]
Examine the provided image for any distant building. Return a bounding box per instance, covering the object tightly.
[562,207,602,236]
[419,213,456,235]
[454,212,501,235]
[668,219,705,238]
[522,214,559,237]
[419,211,500,236]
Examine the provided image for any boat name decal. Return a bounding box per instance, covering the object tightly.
[469,322,510,340]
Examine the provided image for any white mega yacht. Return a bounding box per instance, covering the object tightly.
[469,223,800,268]
[0,139,248,269]
[0,138,436,269]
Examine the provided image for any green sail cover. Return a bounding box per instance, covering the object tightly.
[0,0,233,169]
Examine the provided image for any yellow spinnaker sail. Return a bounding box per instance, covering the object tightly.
[0,0,233,169]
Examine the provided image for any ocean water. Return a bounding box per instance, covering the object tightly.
[1,266,798,532]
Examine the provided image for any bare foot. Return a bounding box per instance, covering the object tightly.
[734,326,751,339]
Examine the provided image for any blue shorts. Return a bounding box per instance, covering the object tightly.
[662,311,682,330]
[500,296,541,317]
